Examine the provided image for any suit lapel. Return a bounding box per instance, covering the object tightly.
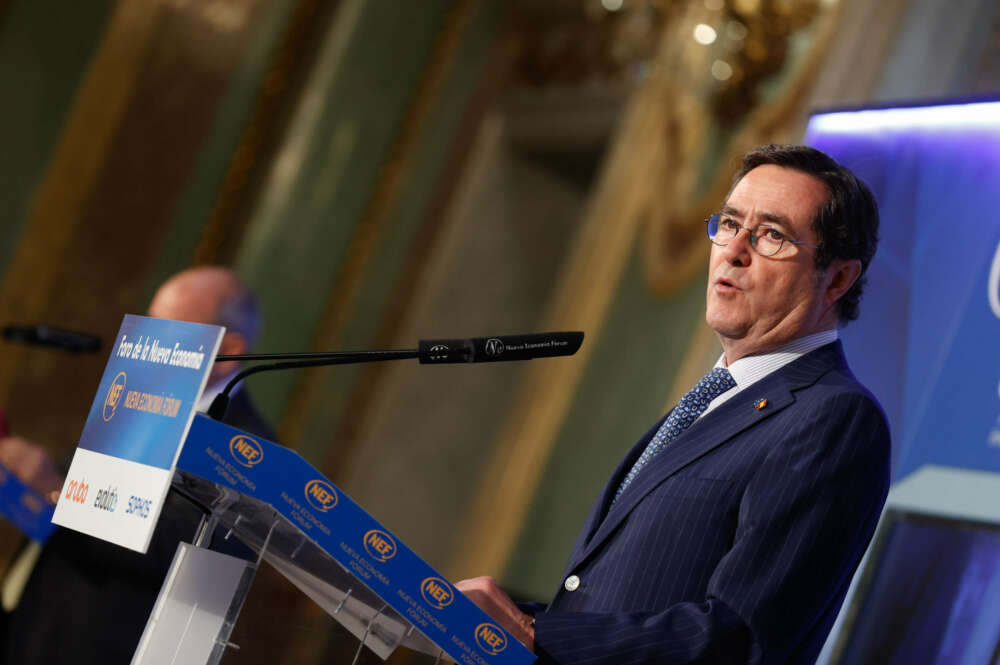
[574,413,672,549]
[567,341,847,572]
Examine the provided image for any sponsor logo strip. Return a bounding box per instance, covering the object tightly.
[178,415,534,665]
[52,447,170,552]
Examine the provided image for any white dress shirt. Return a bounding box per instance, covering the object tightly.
[701,329,839,418]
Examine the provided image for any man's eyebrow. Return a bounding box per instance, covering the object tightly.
[720,204,794,230]
[757,211,792,229]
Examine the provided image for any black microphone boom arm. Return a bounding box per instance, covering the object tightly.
[207,331,583,421]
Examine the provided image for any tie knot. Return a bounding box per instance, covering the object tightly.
[676,367,736,413]
[694,367,736,399]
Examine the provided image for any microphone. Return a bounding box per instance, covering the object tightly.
[208,331,584,421]
[2,325,101,353]
[418,332,584,364]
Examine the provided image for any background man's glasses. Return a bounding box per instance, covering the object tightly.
[704,213,820,257]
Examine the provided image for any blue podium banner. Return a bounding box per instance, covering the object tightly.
[178,414,536,665]
[53,315,223,552]
[0,463,56,542]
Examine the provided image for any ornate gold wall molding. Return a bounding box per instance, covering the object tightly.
[278,0,474,450]
[641,0,841,297]
[0,0,162,406]
[192,0,334,267]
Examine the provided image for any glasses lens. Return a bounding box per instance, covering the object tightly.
[754,229,783,256]
[756,240,779,256]
[706,215,720,239]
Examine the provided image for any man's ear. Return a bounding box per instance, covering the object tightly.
[219,331,248,356]
[824,258,862,307]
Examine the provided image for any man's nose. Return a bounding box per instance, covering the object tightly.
[721,227,753,263]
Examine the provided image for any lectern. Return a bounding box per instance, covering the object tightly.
[131,414,534,665]
[46,315,536,665]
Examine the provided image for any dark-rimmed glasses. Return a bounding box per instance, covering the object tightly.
[705,214,820,257]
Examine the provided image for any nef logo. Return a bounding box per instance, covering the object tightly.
[103,372,127,421]
[420,577,454,609]
[475,622,508,655]
[304,479,338,512]
[229,435,263,468]
[363,529,397,562]
[64,479,89,504]
[484,338,504,357]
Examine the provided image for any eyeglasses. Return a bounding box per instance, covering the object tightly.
[704,213,820,257]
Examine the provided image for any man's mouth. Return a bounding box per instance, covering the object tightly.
[715,277,741,291]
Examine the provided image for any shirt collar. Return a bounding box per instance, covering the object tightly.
[714,328,839,392]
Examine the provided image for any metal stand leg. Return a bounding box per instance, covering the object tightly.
[350,603,388,665]
[193,513,219,548]
[333,589,353,615]
[253,518,280,568]
[223,514,243,541]
[290,536,306,559]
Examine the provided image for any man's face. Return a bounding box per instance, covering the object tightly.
[706,164,838,362]
[147,274,242,384]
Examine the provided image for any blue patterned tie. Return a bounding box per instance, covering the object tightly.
[614,367,736,502]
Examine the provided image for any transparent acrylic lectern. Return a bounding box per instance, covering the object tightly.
[130,414,534,665]
[131,472,441,665]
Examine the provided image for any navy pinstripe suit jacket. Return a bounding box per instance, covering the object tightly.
[530,341,890,665]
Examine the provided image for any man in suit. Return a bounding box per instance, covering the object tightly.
[1,266,274,665]
[457,144,890,665]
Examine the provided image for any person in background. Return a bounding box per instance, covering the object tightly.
[1,266,273,665]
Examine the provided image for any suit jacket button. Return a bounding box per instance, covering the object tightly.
[564,575,580,592]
